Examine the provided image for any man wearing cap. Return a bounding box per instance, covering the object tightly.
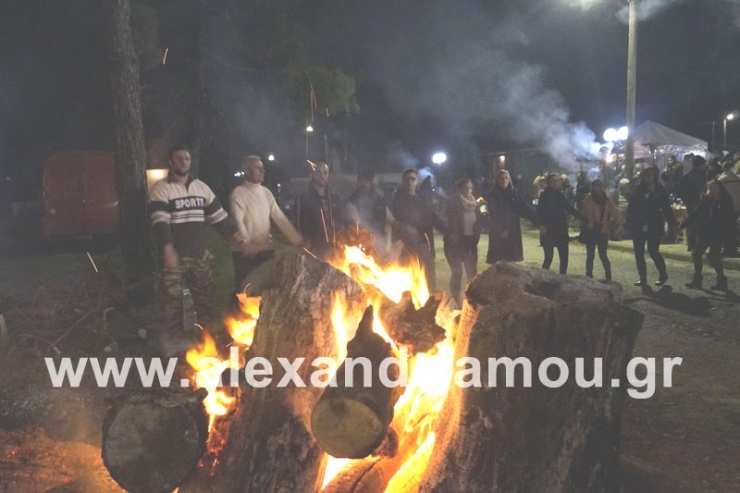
[678,156,708,250]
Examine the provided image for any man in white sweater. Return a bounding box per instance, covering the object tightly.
[230,155,304,290]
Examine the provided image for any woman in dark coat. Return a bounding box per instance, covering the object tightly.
[626,165,677,286]
[444,178,483,305]
[485,170,536,263]
[536,173,579,274]
[682,181,734,291]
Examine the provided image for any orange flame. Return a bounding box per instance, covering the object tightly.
[321,243,460,490]
[329,245,430,309]
[186,295,261,435]
[185,333,234,432]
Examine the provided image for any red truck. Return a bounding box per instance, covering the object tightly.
[41,151,120,239]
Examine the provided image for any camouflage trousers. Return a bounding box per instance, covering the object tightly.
[158,251,216,337]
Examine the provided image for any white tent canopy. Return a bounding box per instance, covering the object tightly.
[632,120,708,164]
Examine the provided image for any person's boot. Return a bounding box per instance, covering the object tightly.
[685,274,703,289]
[586,272,593,279]
[605,267,612,281]
[634,278,647,286]
[710,276,728,292]
[655,272,669,286]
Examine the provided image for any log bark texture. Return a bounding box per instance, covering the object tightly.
[102,0,154,282]
[181,253,366,492]
[419,262,643,493]
[101,389,208,493]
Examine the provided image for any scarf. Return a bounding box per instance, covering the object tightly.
[458,193,477,212]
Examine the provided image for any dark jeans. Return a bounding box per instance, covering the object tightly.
[633,231,667,281]
[232,250,276,291]
[685,204,699,251]
[444,236,478,305]
[693,241,724,279]
[542,242,569,274]
[722,212,739,255]
[586,235,611,279]
[400,237,436,293]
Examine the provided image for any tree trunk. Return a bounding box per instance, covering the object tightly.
[181,253,366,492]
[419,262,643,493]
[103,0,154,283]
[101,389,209,493]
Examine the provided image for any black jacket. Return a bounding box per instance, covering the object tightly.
[536,188,578,247]
[678,169,707,211]
[626,182,677,237]
[294,183,344,258]
[391,189,445,258]
[347,187,387,237]
[485,186,535,263]
[683,195,735,245]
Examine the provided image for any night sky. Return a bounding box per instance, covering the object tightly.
[1,0,739,198]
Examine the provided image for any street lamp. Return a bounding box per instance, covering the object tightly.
[432,152,447,165]
[567,0,638,177]
[724,111,739,150]
[624,0,638,180]
[603,128,618,143]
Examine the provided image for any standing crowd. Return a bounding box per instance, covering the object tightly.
[147,145,737,357]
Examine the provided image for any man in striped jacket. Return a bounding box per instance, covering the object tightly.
[149,144,245,357]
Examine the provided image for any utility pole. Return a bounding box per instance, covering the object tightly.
[624,0,637,179]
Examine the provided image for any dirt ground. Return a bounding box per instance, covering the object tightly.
[0,230,739,492]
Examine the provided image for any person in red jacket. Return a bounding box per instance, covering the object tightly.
[581,179,624,280]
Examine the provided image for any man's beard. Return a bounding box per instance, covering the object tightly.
[172,167,189,177]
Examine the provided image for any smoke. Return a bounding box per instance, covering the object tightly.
[616,0,740,24]
[726,0,740,27]
[386,142,421,171]
[354,1,601,172]
[616,0,679,23]
[198,8,304,175]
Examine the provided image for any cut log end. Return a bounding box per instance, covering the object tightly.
[102,390,208,493]
[311,397,386,459]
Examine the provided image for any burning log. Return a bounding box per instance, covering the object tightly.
[101,388,209,493]
[311,306,404,459]
[419,262,643,492]
[373,290,447,354]
[321,400,430,493]
[181,253,366,492]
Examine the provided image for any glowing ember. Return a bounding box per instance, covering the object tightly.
[384,433,436,492]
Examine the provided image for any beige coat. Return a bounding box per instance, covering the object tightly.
[583,194,624,234]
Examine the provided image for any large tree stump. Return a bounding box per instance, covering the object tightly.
[419,262,643,493]
[181,253,366,492]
